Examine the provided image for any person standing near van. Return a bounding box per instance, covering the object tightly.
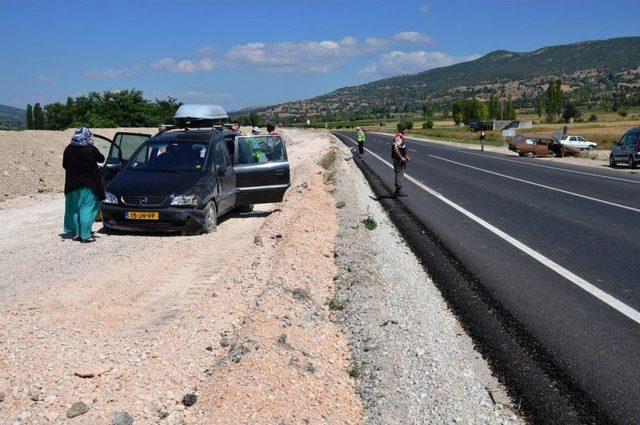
[356,127,366,154]
[392,123,409,197]
[479,129,486,151]
[62,128,105,243]
[267,123,280,136]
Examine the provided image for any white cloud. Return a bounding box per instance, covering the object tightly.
[84,66,138,79]
[224,36,366,75]
[365,37,389,48]
[196,45,214,56]
[418,4,430,13]
[360,50,480,77]
[151,57,217,73]
[36,75,52,82]
[393,31,435,44]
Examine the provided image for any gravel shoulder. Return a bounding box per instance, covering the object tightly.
[0,129,363,424]
[331,137,525,424]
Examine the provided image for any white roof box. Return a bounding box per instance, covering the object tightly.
[174,104,228,127]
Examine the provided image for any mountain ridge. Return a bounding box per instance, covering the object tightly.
[245,36,640,121]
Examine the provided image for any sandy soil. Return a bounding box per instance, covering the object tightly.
[0,129,363,424]
[0,128,159,201]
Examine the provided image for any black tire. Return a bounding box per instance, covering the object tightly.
[202,201,217,234]
[629,156,637,169]
[588,145,594,151]
[518,152,525,157]
[609,155,617,168]
[526,152,535,159]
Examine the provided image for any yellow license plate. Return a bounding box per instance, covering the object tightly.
[126,211,159,220]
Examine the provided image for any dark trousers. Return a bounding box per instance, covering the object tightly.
[393,157,406,192]
[358,141,364,154]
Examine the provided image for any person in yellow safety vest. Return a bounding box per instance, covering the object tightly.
[246,137,267,163]
[357,127,366,154]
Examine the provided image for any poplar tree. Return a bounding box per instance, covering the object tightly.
[33,103,45,129]
[25,104,34,129]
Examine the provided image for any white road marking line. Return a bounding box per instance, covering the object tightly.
[430,155,640,214]
[459,150,640,185]
[338,133,640,325]
[408,148,418,152]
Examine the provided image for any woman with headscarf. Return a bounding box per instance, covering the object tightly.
[62,128,106,243]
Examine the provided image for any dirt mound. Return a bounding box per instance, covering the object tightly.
[0,128,157,201]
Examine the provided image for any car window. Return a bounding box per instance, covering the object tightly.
[569,137,576,141]
[212,141,230,170]
[577,137,585,141]
[108,133,149,163]
[630,132,640,146]
[236,136,286,165]
[128,140,209,172]
[525,139,534,145]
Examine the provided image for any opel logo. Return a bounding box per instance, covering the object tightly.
[139,197,148,205]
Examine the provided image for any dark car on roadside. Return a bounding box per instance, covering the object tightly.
[94,129,290,234]
[508,134,580,158]
[610,127,640,168]
[467,120,491,132]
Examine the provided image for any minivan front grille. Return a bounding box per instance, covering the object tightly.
[121,195,166,206]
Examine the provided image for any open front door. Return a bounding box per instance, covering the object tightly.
[233,135,290,204]
[97,132,151,186]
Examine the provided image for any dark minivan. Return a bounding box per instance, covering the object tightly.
[96,129,290,234]
[610,127,640,168]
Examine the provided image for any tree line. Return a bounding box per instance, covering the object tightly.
[25,90,182,130]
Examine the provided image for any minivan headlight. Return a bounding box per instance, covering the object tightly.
[103,191,118,204]
[171,194,198,206]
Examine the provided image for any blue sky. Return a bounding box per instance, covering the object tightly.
[1,0,639,111]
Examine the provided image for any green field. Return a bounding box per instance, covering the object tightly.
[315,108,640,151]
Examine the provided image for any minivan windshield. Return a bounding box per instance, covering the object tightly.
[127,140,209,172]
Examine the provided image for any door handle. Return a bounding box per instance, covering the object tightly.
[275,170,285,176]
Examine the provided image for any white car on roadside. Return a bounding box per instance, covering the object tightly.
[559,135,597,151]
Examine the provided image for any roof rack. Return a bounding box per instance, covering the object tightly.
[155,104,230,136]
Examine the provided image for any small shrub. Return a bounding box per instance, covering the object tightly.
[405,120,414,130]
[347,361,361,379]
[379,121,385,127]
[422,120,434,129]
[589,114,598,122]
[327,297,346,311]
[619,109,628,117]
[361,215,377,230]
[319,149,337,170]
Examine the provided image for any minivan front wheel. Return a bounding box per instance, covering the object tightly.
[202,201,218,233]
[609,155,617,168]
[629,156,638,169]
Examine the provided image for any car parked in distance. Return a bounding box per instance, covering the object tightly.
[508,135,580,158]
[610,127,640,168]
[97,129,290,234]
[467,120,491,132]
[559,135,597,151]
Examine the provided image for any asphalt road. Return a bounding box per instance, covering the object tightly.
[335,131,640,424]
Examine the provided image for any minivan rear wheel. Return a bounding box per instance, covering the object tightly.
[609,155,617,168]
[202,201,217,233]
[629,156,638,169]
